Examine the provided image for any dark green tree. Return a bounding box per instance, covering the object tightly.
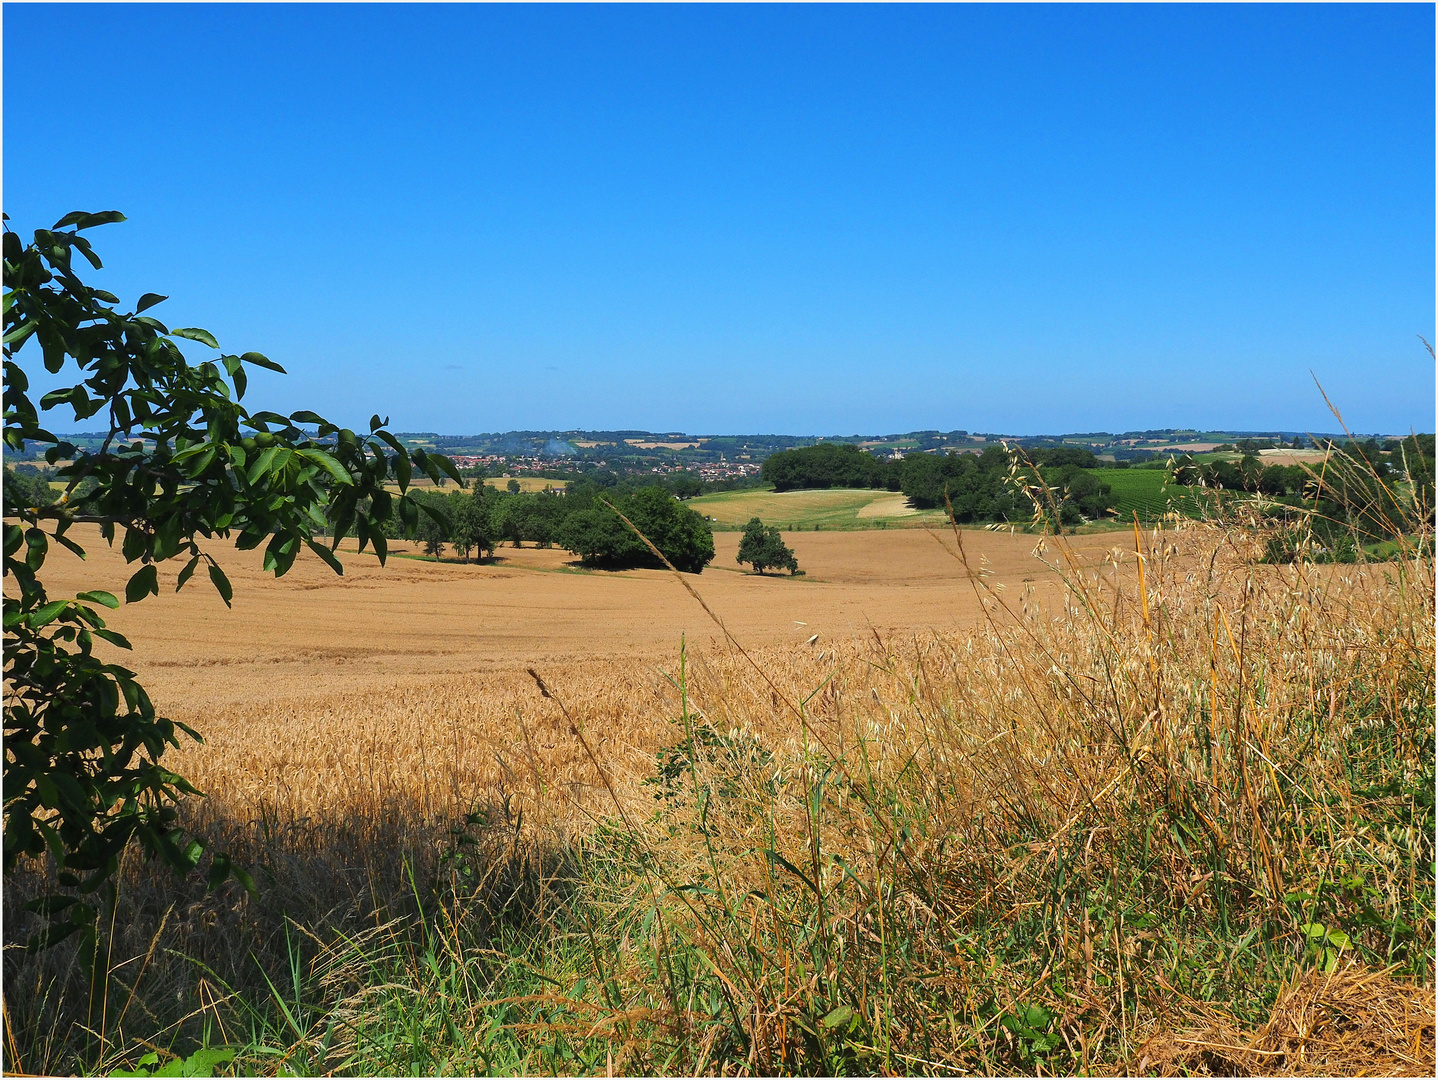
[667,471,703,499]
[736,517,799,575]
[416,495,449,558]
[446,489,493,562]
[557,485,715,572]
[2,211,458,953]
[899,447,1026,522]
[3,464,52,510]
[761,442,895,491]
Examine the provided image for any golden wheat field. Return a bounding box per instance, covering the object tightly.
[5,511,1433,1076]
[19,523,1121,830]
[28,523,1124,709]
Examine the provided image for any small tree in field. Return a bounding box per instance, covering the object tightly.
[737,517,799,575]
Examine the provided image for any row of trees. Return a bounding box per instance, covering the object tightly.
[759,442,1121,495]
[761,442,896,491]
[1173,440,1435,560]
[393,480,716,573]
[760,443,1116,527]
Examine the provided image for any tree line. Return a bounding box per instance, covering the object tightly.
[384,479,716,573]
[1171,438,1435,559]
[759,442,1116,527]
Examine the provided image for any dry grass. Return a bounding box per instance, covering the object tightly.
[1136,965,1435,1076]
[3,508,1433,1074]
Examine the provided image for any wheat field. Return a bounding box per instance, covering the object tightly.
[4,516,1433,1076]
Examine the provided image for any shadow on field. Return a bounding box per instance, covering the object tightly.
[3,792,577,1075]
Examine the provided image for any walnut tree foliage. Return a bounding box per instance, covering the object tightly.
[2,211,456,952]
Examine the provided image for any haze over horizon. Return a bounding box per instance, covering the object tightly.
[4,4,1433,437]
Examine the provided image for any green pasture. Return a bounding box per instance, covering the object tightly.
[689,474,1206,531]
[687,486,951,530]
[1091,468,1202,521]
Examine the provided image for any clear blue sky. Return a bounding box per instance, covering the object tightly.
[5,3,1433,436]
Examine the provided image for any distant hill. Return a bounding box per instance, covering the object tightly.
[384,427,1365,466]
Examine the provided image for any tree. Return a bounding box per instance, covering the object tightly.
[761,442,894,491]
[416,496,448,558]
[446,489,492,562]
[667,471,703,499]
[557,485,715,572]
[2,211,458,952]
[736,517,799,575]
[899,447,1026,522]
[4,464,53,509]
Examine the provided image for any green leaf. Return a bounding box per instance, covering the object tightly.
[125,565,158,603]
[245,446,279,485]
[135,293,168,313]
[28,601,70,628]
[296,448,353,486]
[109,1051,162,1078]
[231,864,257,895]
[175,556,201,592]
[53,210,126,230]
[763,849,821,896]
[208,853,233,890]
[820,1005,854,1030]
[25,527,48,571]
[430,452,462,484]
[1022,1004,1052,1028]
[76,590,120,609]
[240,351,286,373]
[3,320,37,346]
[304,538,344,575]
[207,562,233,607]
[171,327,219,349]
[92,628,133,649]
[153,515,184,562]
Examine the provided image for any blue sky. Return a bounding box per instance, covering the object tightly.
[4,3,1433,436]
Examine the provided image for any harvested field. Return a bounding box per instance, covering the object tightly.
[379,476,567,494]
[22,523,1122,713]
[854,492,920,518]
[5,513,1433,1077]
[1258,447,1338,464]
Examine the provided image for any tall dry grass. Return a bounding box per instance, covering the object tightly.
[4,472,1434,1074]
